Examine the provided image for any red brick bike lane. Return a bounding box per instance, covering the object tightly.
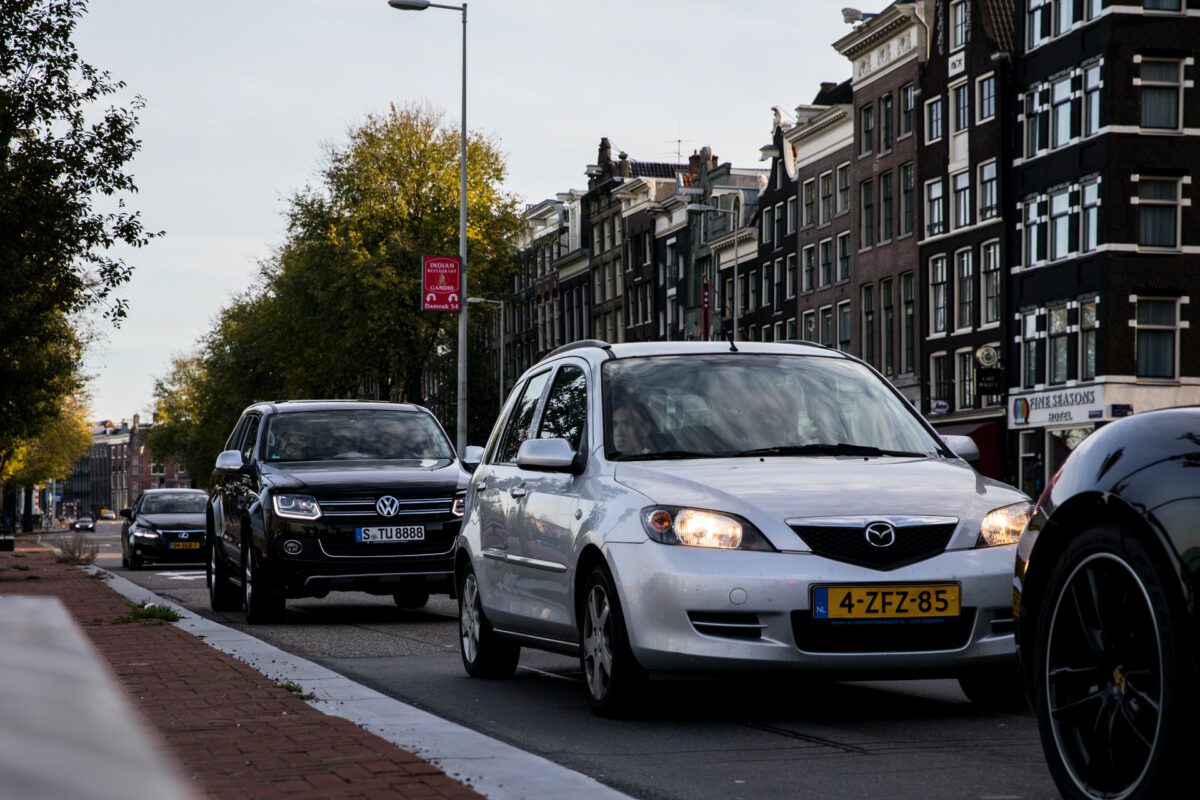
[0,542,483,800]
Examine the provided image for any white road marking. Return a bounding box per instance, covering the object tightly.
[155,571,206,581]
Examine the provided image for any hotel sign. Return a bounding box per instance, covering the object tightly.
[1009,386,1106,428]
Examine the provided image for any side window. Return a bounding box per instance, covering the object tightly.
[240,415,261,463]
[224,416,247,451]
[537,364,588,451]
[496,371,552,463]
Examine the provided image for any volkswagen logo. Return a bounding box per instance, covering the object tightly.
[376,495,400,517]
[865,521,896,548]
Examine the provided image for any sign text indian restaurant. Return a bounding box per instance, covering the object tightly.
[422,256,461,312]
[1009,386,1106,428]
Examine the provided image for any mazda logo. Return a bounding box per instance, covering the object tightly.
[865,521,896,548]
[376,495,400,517]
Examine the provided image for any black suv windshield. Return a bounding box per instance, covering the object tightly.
[603,354,942,461]
[140,494,207,514]
[263,410,454,463]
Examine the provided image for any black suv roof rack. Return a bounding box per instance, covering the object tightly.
[546,339,614,359]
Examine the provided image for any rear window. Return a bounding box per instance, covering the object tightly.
[264,410,454,463]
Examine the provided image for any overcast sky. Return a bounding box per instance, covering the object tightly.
[74,0,853,421]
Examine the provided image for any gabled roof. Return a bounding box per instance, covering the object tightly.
[978,0,1015,54]
[811,79,852,105]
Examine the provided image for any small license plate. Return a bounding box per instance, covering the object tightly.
[169,541,201,550]
[813,584,960,619]
[356,526,425,543]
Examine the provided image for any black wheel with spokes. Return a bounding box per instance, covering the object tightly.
[243,544,286,624]
[1034,524,1196,799]
[580,564,647,717]
[208,540,242,611]
[458,565,520,678]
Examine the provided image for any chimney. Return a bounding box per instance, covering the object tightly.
[618,151,631,178]
[598,137,612,166]
[688,149,702,175]
[821,81,838,92]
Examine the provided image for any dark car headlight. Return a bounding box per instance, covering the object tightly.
[452,491,466,518]
[130,523,160,541]
[641,506,775,551]
[272,494,322,521]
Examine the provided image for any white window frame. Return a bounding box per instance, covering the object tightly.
[925,96,944,143]
[981,240,1001,327]
[837,300,852,352]
[1138,58,1184,132]
[976,72,996,122]
[836,162,851,214]
[819,171,833,224]
[979,160,998,220]
[1081,178,1101,253]
[954,248,974,333]
[786,253,797,298]
[1132,295,1184,380]
[836,231,851,282]
[1135,176,1182,251]
[1051,75,1073,149]
[802,310,816,342]
[802,180,816,227]
[1079,296,1099,381]
[802,244,815,293]
[926,178,945,237]
[1047,304,1069,385]
[955,347,976,411]
[952,170,972,230]
[952,81,971,133]
[786,196,797,235]
[1083,61,1102,137]
[951,1,968,51]
[930,254,948,335]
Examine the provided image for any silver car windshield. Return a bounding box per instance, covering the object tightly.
[603,354,943,460]
[263,411,455,463]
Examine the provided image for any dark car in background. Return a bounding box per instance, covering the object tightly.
[72,516,95,532]
[120,489,208,570]
[1014,406,1200,799]
[207,400,472,623]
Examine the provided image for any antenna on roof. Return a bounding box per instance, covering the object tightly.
[724,321,739,353]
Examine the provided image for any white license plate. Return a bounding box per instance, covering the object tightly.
[355,526,425,543]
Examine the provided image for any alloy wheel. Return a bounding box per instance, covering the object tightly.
[582,584,614,701]
[461,573,481,664]
[1046,552,1163,799]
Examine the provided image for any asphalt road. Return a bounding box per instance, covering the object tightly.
[78,520,1060,800]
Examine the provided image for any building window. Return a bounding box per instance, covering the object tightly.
[862,284,876,366]
[1141,60,1182,130]
[837,232,851,281]
[836,163,850,213]
[931,255,948,334]
[1048,305,1069,384]
[803,181,815,227]
[1028,0,1048,49]
[1081,179,1100,252]
[1086,0,1103,20]
[900,83,915,135]
[956,349,975,410]
[953,171,971,229]
[775,201,785,244]
[953,83,970,132]
[1023,199,1041,266]
[901,272,915,372]
[926,180,945,237]
[786,197,797,234]
[1050,189,1071,260]
[802,245,815,292]
[1138,178,1180,249]
[803,310,816,341]
[978,74,996,121]
[762,325,771,343]
[982,241,1001,325]
[1051,77,1072,149]
[860,105,874,155]
[762,266,772,309]
[748,269,758,310]
[880,172,894,242]
[819,172,833,224]
[1145,0,1183,10]
[1080,297,1098,380]
[820,306,834,347]
[880,93,894,152]
[1084,63,1102,136]
[900,162,914,236]
[955,249,974,331]
[786,253,796,298]
[837,301,852,352]
[926,97,944,142]
[951,1,968,49]
[979,161,998,220]
[819,239,833,287]
[1022,311,1040,387]
[882,278,895,376]
[1055,0,1074,35]
[861,179,875,247]
[786,318,797,339]
[1135,298,1179,378]
[761,205,773,245]
[1025,93,1042,157]
[931,353,950,408]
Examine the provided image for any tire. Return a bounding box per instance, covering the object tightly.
[579,564,647,717]
[393,586,431,609]
[1032,523,1197,800]
[208,540,242,612]
[458,566,520,678]
[127,554,142,570]
[121,550,129,569]
[957,665,1027,710]
[243,544,286,624]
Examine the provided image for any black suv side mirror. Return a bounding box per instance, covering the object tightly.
[119,508,132,520]
[215,450,245,473]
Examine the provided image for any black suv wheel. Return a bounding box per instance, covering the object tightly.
[208,541,242,612]
[243,544,286,624]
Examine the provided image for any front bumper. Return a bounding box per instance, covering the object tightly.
[130,534,207,563]
[606,540,1016,676]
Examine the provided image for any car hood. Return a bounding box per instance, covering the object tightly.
[137,513,205,530]
[262,459,468,493]
[613,455,1027,537]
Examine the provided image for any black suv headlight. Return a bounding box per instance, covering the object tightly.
[272,494,322,521]
[452,491,466,518]
[641,506,775,551]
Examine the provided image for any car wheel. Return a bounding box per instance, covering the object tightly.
[1034,523,1197,800]
[957,665,1027,710]
[208,541,242,612]
[243,545,286,624]
[393,587,430,609]
[121,549,129,569]
[580,564,647,717]
[127,553,142,570]
[458,566,520,678]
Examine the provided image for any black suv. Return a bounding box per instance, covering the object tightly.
[207,400,472,622]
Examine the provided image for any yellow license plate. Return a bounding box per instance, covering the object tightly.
[813,584,960,619]
[169,541,201,550]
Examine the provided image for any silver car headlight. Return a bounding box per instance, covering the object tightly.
[641,506,774,551]
[273,494,322,521]
[977,502,1033,547]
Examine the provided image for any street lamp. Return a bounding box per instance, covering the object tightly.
[467,296,504,410]
[685,202,741,341]
[388,0,470,453]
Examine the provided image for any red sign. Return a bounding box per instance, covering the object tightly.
[422,256,461,311]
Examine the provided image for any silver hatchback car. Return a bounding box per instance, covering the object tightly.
[455,340,1031,715]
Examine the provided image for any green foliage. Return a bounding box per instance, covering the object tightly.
[148,103,521,475]
[0,0,156,469]
[111,601,181,625]
[3,394,93,485]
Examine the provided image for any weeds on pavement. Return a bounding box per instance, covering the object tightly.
[278,680,316,700]
[57,533,98,566]
[112,602,182,625]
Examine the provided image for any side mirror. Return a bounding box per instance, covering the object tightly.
[461,445,484,472]
[119,508,132,520]
[941,435,980,462]
[215,450,245,473]
[516,438,584,474]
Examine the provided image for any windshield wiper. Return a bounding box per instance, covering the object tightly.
[734,443,927,458]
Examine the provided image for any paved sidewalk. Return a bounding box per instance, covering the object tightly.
[0,540,482,800]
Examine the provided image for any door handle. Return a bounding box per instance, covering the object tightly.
[510,486,527,498]
[475,481,488,492]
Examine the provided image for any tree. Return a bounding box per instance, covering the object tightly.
[2,393,93,531]
[0,0,156,465]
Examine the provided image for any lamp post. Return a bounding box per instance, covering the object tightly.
[388,0,470,453]
[685,202,741,341]
[467,296,504,411]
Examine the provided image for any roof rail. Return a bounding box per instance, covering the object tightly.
[546,339,614,359]
[777,340,844,354]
